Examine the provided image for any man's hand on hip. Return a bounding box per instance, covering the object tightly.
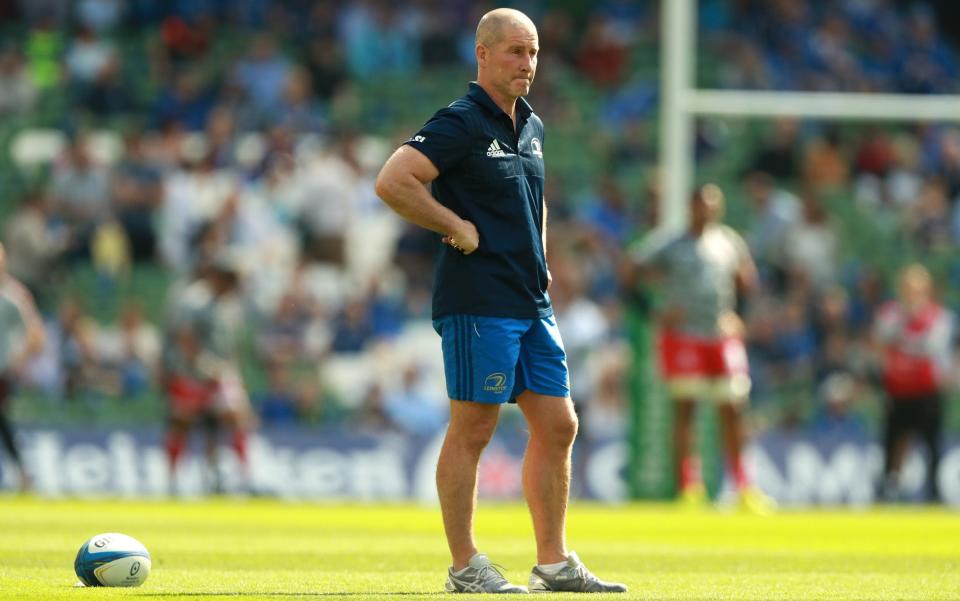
[443,220,480,255]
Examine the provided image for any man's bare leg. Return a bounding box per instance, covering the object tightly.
[436,399,501,570]
[718,402,745,484]
[674,399,697,490]
[516,391,578,565]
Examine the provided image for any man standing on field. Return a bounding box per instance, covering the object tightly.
[0,242,45,492]
[629,186,775,514]
[375,7,626,595]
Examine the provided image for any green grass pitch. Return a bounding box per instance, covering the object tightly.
[1,497,958,600]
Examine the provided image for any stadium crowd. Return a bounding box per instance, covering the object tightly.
[0,0,958,456]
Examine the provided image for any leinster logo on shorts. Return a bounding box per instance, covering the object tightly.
[483,373,507,394]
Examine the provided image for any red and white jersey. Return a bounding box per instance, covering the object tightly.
[873,300,954,398]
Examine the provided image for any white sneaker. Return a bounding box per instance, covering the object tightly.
[445,553,528,594]
[528,551,627,593]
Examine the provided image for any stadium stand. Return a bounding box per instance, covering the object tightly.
[0,0,959,446]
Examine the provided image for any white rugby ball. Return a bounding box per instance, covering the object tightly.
[74,532,151,587]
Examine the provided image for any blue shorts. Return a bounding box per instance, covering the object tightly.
[433,314,570,404]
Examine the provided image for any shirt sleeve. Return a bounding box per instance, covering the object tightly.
[403,108,471,174]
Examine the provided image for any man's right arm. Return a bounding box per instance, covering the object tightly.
[374,146,479,254]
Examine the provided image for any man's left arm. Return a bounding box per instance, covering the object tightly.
[723,230,759,339]
[733,231,759,297]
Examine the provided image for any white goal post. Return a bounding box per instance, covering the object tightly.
[659,0,960,233]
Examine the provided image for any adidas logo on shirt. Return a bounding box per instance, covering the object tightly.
[486,139,507,158]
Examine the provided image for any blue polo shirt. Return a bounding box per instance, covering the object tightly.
[404,82,552,320]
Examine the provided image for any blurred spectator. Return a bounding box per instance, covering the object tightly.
[854,128,897,177]
[749,118,800,181]
[809,372,868,439]
[576,16,630,89]
[51,297,100,401]
[784,192,840,291]
[847,268,886,335]
[742,171,799,292]
[854,133,923,211]
[203,106,238,168]
[24,18,64,90]
[580,343,629,441]
[111,132,163,261]
[353,382,391,432]
[934,128,960,201]
[158,149,235,272]
[97,302,161,398]
[887,134,925,206]
[50,136,112,260]
[907,178,952,253]
[816,331,857,386]
[303,36,347,103]
[256,291,314,367]
[255,361,307,425]
[607,120,654,174]
[0,44,37,115]
[3,188,65,304]
[152,69,215,131]
[230,33,292,116]
[552,253,610,404]
[297,142,359,265]
[330,296,374,354]
[772,299,818,376]
[91,219,132,303]
[382,363,446,436]
[813,286,852,343]
[802,129,850,190]
[273,66,327,133]
[64,25,130,114]
[155,13,213,72]
[577,176,633,246]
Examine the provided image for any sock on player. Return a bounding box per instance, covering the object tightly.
[536,558,569,575]
[680,456,702,490]
[731,457,751,490]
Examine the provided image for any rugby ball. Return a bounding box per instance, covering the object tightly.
[74,532,151,587]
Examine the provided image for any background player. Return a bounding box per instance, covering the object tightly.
[162,255,255,494]
[0,242,45,492]
[873,264,954,503]
[629,185,774,513]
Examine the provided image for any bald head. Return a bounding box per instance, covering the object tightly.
[476,8,537,48]
[474,8,539,105]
